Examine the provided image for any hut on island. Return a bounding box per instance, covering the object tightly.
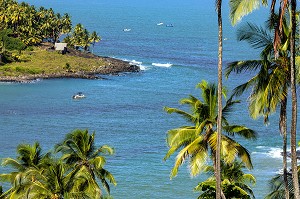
[54,43,67,54]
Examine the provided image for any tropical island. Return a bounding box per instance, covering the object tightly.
[0,0,139,83]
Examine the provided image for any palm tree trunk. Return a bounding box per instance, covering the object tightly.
[216,0,223,198]
[213,156,226,199]
[280,97,289,199]
[290,0,299,197]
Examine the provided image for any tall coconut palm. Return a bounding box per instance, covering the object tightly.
[226,13,299,198]
[164,81,256,189]
[289,0,299,197]
[229,1,299,197]
[55,129,117,196]
[216,0,223,197]
[195,160,256,199]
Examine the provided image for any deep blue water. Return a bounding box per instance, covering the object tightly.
[0,0,296,198]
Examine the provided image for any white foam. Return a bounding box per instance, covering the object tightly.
[267,147,283,159]
[128,60,148,71]
[152,63,173,68]
[252,146,282,159]
[130,60,142,65]
[139,65,148,71]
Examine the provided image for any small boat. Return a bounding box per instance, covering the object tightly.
[157,22,164,26]
[166,24,174,27]
[123,28,131,32]
[72,92,85,99]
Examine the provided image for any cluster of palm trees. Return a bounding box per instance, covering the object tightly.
[165,0,299,198]
[0,129,116,199]
[0,0,71,45]
[226,10,300,198]
[0,0,100,52]
[63,24,101,52]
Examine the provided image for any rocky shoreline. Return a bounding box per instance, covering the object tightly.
[0,48,140,83]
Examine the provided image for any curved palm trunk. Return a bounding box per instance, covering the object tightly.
[290,0,299,197]
[280,97,289,199]
[216,0,224,198]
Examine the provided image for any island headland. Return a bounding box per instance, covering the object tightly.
[0,43,140,83]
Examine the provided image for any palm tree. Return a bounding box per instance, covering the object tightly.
[195,160,256,199]
[82,28,90,52]
[226,13,299,198]
[265,165,300,198]
[290,0,299,197]
[24,159,95,199]
[229,1,299,197]
[55,129,117,196]
[0,142,50,197]
[164,81,256,189]
[89,31,101,53]
[216,0,223,197]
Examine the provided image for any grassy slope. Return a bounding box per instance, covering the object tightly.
[0,47,106,77]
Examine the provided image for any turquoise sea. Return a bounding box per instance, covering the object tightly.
[1,0,297,198]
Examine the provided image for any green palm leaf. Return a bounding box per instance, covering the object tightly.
[229,0,263,25]
[237,22,273,49]
[223,125,257,140]
[171,136,206,178]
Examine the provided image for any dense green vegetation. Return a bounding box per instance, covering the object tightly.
[0,129,116,199]
[0,0,101,67]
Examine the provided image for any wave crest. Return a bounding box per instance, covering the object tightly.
[152,63,173,68]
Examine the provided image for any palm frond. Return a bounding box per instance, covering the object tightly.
[218,135,253,169]
[225,60,263,77]
[237,22,273,49]
[189,150,208,177]
[229,0,261,25]
[96,145,115,156]
[222,98,240,119]
[223,125,257,140]
[170,136,206,178]
[231,76,258,96]
[1,158,23,171]
[165,127,197,148]
[91,156,106,170]
[163,106,195,123]
[164,127,198,161]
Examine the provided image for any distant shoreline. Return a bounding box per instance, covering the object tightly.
[0,44,140,83]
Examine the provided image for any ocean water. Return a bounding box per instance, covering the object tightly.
[0,0,296,198]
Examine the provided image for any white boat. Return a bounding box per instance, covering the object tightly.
[72,92,85,99]
[166,24,174,27]
[157,22,164,26]
[123,28,131,32]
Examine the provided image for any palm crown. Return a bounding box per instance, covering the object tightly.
[164,80,256,178]
[55,129,117,195]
